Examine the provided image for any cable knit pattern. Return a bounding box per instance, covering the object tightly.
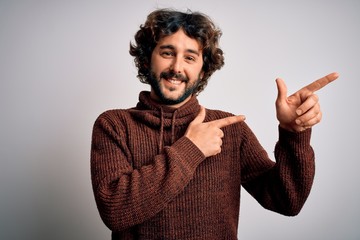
[90,91,315,239]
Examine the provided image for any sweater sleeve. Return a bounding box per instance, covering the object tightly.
[241,125,315,216]
[90,112,205,231]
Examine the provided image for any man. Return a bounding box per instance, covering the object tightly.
[90,8,338,239]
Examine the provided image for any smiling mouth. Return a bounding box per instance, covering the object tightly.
[166,78,184,85]
[160,71,189,84]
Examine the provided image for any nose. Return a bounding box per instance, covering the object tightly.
[170,56,183,73]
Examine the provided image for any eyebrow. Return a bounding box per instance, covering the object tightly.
[159,44,200,56]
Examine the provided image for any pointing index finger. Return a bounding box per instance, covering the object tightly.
[210,115,246,129]
[302,72,339,93]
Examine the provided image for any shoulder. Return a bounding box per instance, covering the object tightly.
[204,108,234,120]
[205,108,252,132]
[94,109,133,127]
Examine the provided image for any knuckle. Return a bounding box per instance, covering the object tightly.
[311,94,319,102]
[217,147,222,154]
[219,129,224,137]
[316,113,322,122]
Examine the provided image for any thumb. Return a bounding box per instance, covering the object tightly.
[275,77,288,102]
[191,106,206,125]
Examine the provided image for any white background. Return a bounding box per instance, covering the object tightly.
[1,0,359,239]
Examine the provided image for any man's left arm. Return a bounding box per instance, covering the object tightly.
[242,72,339,215]
[242,125,315,216]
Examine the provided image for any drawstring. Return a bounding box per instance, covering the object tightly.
[170,110,177,145]
[157,108,178,154]
[158,108,164,154]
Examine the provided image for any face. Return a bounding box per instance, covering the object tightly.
[149,29,204,108]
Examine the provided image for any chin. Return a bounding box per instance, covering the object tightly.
[157,91,188,105]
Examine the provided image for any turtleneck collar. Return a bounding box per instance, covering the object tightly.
[133,91,201,128]
[130,91,201,153]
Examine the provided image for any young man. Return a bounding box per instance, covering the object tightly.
[90,9,338,239]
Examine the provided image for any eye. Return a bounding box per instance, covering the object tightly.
[185,55,196,62]
[160,51,174,58]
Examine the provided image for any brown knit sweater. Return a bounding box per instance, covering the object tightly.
[90,91,315,239]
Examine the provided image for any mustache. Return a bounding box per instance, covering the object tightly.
[160,71,189,82]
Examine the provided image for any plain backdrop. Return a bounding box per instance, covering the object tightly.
[1,0,359,239]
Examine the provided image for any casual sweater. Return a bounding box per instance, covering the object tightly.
[90,91,315,240]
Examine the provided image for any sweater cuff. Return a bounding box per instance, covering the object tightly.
[278,125,312,148]
[170,136,206,170]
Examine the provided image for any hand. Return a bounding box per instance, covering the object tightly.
[275,72,339,132]
[185,106,245,157]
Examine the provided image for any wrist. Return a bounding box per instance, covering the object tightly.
[279,123,298,132]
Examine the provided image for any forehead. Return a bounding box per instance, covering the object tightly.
[156,29,202,53]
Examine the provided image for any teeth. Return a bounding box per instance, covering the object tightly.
[168,79,182,85]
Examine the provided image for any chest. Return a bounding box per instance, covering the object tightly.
[127,123,188,168]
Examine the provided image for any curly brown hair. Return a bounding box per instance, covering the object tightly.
[129,9,224,95]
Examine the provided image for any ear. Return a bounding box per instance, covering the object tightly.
[199,71,205,80]
[143,61,149,69]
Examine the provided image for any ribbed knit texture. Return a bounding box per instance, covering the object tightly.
[91,91,315,240]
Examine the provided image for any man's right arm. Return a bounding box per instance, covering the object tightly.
[90,112,205,232]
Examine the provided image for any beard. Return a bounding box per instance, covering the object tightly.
[148,70,201,105]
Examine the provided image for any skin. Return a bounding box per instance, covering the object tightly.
[149,29,339,157]
[150,28,204,108]
[275,72,339,132]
